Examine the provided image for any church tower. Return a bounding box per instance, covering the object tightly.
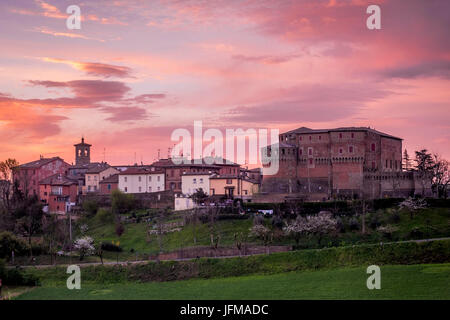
[74,137,91,166]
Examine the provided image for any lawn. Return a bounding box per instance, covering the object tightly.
[14,263,450,300]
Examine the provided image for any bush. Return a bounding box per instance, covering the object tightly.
[111,189,136,214]
[0,231,29,259]
[369,213,383,230]
[0,259,40,286]
[101,242,123,252]
[97,208,114,224]
[348,217,360,231]
[82,199,99,217]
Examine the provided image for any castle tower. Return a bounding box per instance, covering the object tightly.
[74,137,91,166]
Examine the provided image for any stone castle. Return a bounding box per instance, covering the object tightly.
[261,127,432,200]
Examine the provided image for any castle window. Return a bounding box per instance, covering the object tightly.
[339,148,343,154]
[386,159,388,167]
[351,133,354,138]
[319,135,321,140]
[308,148,313,156]
[371,143,376,152]
[299,136,302,141]
[138,176,141,182]
[309,136,312,141]
[349,146,353,153]
[339,133,342,139]
[299,149,303,156]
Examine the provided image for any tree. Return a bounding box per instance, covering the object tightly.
[0,158,18,212]
[284,212,337,246]
[403,150,412,171]
[111,189,136,214]
[191,188,208,205]
[14,196,44,259]
[431,154,449,198]
[73,236,95,261]
[415,149,434,196]
[399,197,426,220]
[249,224,272,253]
[42,214,65,265]
[283,216,309,245]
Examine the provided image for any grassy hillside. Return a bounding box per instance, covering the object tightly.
[15,264,450,300]
[81,206,449,258]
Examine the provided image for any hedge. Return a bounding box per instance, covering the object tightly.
[24,239,450,284]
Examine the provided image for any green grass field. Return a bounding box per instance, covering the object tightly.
[14,263,450,300]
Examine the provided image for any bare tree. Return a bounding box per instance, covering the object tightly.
[431,154,449,198]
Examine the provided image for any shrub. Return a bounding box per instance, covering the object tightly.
[82,199,99,217]
[0,259,40,286]
[348,217,360,231]
[111,189,136,214]
[0,231,29,258]
[97,208,114,224]
[101,242,123,252]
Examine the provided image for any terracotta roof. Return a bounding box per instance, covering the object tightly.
[18,157,66,169]
[85,163,111,174]
[152,156,239,168]
[39,174,77,186]
[119,166,164,175]
[283,126,402,140]
[99,174,119,184]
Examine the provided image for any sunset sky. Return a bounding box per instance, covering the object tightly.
[0,0,449,166]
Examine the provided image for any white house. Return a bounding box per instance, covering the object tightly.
[181,172,211,195]
[118,166,165,193]
[174,193,196,211]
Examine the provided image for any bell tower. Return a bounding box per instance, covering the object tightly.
[74,137,91,166]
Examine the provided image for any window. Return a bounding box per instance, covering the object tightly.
[88,176,91,181]
[157,176,160,182]
[244,190,248,195]
[138,176,141,182]
[149,176,152,182]
[299,148,303,156]
[149,186,152,192]
[157,186,160,191]
[226,179,232,184]
[107,184,111,190]
[351,133,354,138]
[319,135,321,140]
[211,188,215,195]
[349,146,353,153]
[308,148,312,156]
[88,186,91,191]
[124,177,127,182]
[339,133,342,139]
[309,136,312,141]
[339,148,343,154]
[390,160,393,168]
[371,143,376,152]
[299,136,302,141]
[200,178,203,184]
[124,187,128,192]
[138,186,141,192]
[309,159,313,165]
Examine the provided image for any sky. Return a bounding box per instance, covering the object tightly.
[0,0,449,166]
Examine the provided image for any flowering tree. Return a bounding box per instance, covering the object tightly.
[399,197,427,219]
[73,236,95,261]
[284,212,337,245]
[250,224,272,253]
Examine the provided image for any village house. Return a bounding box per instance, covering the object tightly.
[85,163,119,193]
[39,173,78,214]
[181,172,212,195]
[99,173,119,195]
[118,166,165,194]
[151,156,241,193]
[209,174,259,201]
[13,157,70,198]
